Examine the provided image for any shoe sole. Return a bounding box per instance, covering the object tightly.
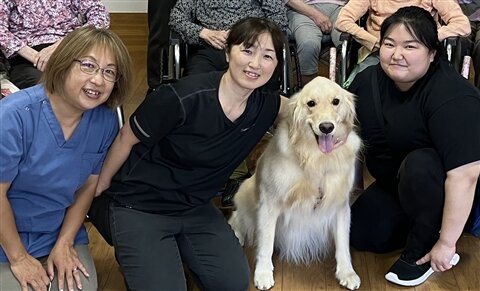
[385,253,460,287]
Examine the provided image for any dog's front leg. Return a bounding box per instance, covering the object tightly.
[334,204,361,290]
[254,198,281,290]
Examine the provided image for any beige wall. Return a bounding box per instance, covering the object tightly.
[102,0,147,13]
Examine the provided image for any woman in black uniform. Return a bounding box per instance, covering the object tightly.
[90,17,286,291]
[349,6,480,287]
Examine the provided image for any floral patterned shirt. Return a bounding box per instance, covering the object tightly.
[169,0,288,45]
[0,0,110,58]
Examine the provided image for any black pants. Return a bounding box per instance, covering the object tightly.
[8,44,51,89]
[90,197,249,291]
[351,148,479,259]
[183,45,228,76]
[147,0,177,89]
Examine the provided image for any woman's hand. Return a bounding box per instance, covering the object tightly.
[416,239,456,272]
[34,41,61,72]
[10,253,51,291]
[417,161,480,272]
[199,28,229,50]
[47,242,90,291]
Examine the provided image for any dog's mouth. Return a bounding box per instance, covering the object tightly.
[313,131,342,154]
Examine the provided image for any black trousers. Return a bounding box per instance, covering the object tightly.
[8,44,51,89]
[89,196,249,291]
[147,0,177,89]
[351,148,479,259]
[183,45,228,76]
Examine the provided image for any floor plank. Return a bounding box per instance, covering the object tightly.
[89,220,480,291]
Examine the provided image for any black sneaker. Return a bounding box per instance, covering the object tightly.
[385,253,460,286]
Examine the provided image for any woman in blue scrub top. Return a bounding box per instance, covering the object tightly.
[0,26,132,291]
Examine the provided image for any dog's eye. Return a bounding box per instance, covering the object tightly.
[332,98,340,106]
[307,100,316,107]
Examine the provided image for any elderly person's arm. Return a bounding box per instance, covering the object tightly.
[262,0,289,32]
[335,0,377,51]
[31,0,111,71]
[0,1,26,59]
[75,0,110,28]
[417,161,479,271]
[433,0,471,40]
[169,0,205,45]
[169,0,229,48]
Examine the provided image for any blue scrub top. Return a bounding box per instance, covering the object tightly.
[0,85,118,262]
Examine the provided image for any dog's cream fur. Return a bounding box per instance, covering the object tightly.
[228,77,362,290]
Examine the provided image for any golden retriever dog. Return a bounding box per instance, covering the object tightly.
[228,77,362,290]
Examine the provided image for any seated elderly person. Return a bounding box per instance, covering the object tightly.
[286,0,346,86]
[169,0,287,77]
[335,0,470,87]
[0,0,110,89]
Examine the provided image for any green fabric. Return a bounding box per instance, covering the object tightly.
[229,160,249,180]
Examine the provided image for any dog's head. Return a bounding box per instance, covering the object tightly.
[288,76,356,154]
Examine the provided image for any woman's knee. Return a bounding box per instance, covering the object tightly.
[195,243,250,291]
[399,148,442,175]
[351,201,409,253]
[201,261,250,291]
[398,148,444,198]
[350,182,410,253]
[74,245,98,290]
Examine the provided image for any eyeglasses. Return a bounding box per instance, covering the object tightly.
[73,59,119,82]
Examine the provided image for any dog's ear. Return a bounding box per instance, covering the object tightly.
[341,89,357,126]
[289,93,310,144]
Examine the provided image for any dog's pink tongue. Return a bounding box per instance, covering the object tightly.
[318,135,334,153]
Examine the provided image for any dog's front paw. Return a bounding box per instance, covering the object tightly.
[254,269,275,290]
[336,269,361,290]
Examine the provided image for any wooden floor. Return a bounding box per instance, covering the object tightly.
[89,13,480,291]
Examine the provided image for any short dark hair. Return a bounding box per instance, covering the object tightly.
[225,17,286,70]
[42,26,133,109]
[380,6,445,62]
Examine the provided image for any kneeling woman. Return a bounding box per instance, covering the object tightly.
[91,17,286,290]
[349,6,480,287]
[0,26,132,291]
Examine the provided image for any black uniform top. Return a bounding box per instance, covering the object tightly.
[350,60,480,184]
[105,71,280,213]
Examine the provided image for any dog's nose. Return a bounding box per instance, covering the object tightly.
[319,122,334,134]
